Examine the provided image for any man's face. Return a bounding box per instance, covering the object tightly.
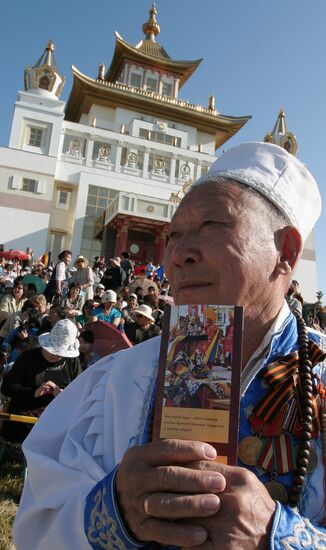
[164,181,278,308]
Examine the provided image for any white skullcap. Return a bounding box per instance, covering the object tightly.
[193,142,321,241]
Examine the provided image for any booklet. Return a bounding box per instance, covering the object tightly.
[152,304,244,465]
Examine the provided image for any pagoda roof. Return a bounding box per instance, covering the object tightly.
[104,33,202,90]
[65,66,251,150]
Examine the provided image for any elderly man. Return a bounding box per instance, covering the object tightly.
[14,142,326,549]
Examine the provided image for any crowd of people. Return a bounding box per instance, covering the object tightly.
[0,251,170,443]
[10,141,326,549]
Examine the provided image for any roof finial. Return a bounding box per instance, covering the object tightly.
[142,4,160,42]
[24,39,65,98]
[44,39,55,66]
[264,108,298,156]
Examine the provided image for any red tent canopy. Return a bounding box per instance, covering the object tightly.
[0,250,29,261]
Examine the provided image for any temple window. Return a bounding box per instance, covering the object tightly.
[161,81,173,97]
[145,76,157,92]
[130,72,142,88]
[28,127,43,147]
[22,178,38,193]
[56,189,71,209]
[139,128,181,147]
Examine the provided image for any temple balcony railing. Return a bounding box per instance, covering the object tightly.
[58,121,215,185]
[104,191,178,227]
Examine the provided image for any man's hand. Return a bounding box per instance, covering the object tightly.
[34,381,63,398]
[115,439,225,547]
[182,461,276,550]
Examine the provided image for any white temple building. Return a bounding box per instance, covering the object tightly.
[0,6,318,301]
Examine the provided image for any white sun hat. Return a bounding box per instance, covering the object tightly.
[193,141,321,242]
[134,304,155,322]
[38,319,80,358]
[102,290,117,303]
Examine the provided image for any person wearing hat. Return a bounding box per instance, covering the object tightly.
[92,290,122,327]
[93,283,105,306]
[101,256,126,293]
[1,319,81,444]
[70,256,94,301]
[14,142,326,549]
[125,304,161,345]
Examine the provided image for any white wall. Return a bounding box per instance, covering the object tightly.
[0,206,50,256]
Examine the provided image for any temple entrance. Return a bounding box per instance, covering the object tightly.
[127,230,154,263]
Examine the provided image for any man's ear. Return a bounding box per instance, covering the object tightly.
[275,226,303,276]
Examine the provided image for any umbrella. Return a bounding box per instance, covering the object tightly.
[22,274,46,295]
[129,277,159,295]
[86,320,132,357]
[0,250,29,261]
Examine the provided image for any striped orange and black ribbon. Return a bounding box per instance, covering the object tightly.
[250,340,326,438]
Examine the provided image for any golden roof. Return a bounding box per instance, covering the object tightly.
[105,32,202,89]
[64,66,251,150]
[104,4,201,89]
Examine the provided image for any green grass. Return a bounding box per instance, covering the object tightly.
[0,456,24,550]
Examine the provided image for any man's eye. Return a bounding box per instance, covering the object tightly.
[202,220,217,227]
[168,231,181,238]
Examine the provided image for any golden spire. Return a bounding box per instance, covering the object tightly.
[142,4,160,42]
[24,39,65,98]
[264,108,298,156]
[271,108,287,136]
[44,40,55,67]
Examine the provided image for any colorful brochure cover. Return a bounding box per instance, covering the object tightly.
[152,304,244,465]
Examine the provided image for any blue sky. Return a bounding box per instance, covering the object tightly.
[0,0,325,297]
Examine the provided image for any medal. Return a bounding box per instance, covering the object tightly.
[238,436,263,466]
[264,481,288,504]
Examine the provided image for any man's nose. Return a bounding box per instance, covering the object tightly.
[169,234,201,266]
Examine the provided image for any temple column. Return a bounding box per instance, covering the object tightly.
[114,220,129,257]
[142,147,150,178]
[170,154,177,184]
[154,224,169,264]
[114,142,123,172]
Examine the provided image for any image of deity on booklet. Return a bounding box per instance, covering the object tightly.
[164,305,236,411]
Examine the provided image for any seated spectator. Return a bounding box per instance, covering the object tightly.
[143,292,164,328]
[0,262,17,285]
[93,283,105,306]
[78,330,101,371]
[93,290,121,327]
[0,279,26,327]
[286,280,303,315]
[25,283,37,299]
[39,304,65,333]
[75,300,96,330]
[29,294,48,325]
[61,284,84,319]
[305,307,324,332]
[1,319,81,443]
[134,286,144,305]
[125,304,161,345]
[115,295,128,332]
[3,306,40,363]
